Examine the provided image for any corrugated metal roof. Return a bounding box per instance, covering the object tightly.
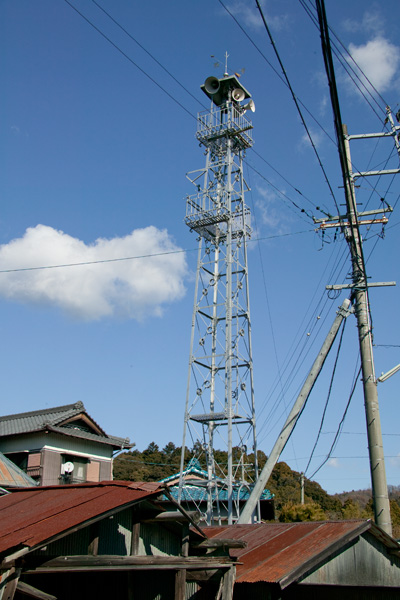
[0,480,161,557]
[0,452,37,488]
[0,402,131,449]
[205,521,395,588]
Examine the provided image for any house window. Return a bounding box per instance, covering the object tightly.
[60,455,88,484]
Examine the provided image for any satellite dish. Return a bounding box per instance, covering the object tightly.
[63,461,74,474]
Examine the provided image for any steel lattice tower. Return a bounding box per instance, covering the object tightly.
[178,74,258,525]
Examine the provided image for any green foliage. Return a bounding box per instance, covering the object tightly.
[113,444,399,534]
[279,501,327,522]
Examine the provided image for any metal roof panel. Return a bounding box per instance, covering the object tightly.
[0,481,161,556]
[205,521,378,586]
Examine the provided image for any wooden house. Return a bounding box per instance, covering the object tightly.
[0,402,131,486]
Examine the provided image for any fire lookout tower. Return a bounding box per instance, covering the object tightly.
[178,73,261,524]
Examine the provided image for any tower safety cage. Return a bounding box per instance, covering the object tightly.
[178,74,261,525]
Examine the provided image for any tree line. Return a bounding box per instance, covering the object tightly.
[113,441,400,537]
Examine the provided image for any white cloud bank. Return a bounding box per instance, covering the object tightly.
[348,37,400,94]
[0,225,187,320]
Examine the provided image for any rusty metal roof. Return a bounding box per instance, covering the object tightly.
[0,480,161,558]
[205,521,399,588]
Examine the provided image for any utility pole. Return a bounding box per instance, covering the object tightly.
[316,0,400,535]
[315,122,397,535]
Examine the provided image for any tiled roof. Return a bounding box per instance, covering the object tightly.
[0,403,87,435]
[160,458,273,502]
[0,452,37,489]
[0,480,161,557]
[0,402,131,449]
[167,484,273,502]
[46,425,130,449]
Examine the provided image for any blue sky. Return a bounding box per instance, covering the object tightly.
[1,0,399,495]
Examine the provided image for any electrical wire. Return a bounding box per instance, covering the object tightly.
[62,0,197,121]
[304,317,347,474]
[299,0,389,120]
[217,0,337,148]
[254,0,341,215]
[0,229,312,275]
[307,364,362,480]
[90,0,207,111]
[65,0,323,228]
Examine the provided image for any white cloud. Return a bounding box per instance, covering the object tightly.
[327,457,340,469]
[225,0,288,31]
[347,37,400,94]
[389,454,400,468]
[0,225,187,321]
[299,128,325,151]
[343,10,384,36]
[255,185,289,234]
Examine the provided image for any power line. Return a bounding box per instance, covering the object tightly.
[307,364,361,480]
[62,0,197,121]
[90,0,207,111]
[304,318,347,474]
[218,0,337,148]
[0,229,313,274]
[65,0,324,227]
[254,0,340,215]
[299,0,388,120]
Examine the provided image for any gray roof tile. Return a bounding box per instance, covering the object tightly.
[0,402,131,449]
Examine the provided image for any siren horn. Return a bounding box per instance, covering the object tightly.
[242,99,256,113]
[204,76,220,95]
[232,88,245,102]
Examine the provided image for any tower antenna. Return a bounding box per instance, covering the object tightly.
[178,71,261,525]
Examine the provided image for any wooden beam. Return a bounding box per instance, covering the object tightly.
[87,523,99,556]
[174,570,186,600]
[181,523,189,558]
[0,566,21,600]
[23,555,235,574]
[130,522,140,556]
[220,566,236,600]
[162,488,206,538]
[186,569,220,582]
[192,539,246,549]
[16,581,57,600]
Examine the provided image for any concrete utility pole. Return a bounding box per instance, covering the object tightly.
[342,125,392,535]
[316,0,400,537]
[315,115,399,536]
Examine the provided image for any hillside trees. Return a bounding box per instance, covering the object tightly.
[112,443,398,533]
